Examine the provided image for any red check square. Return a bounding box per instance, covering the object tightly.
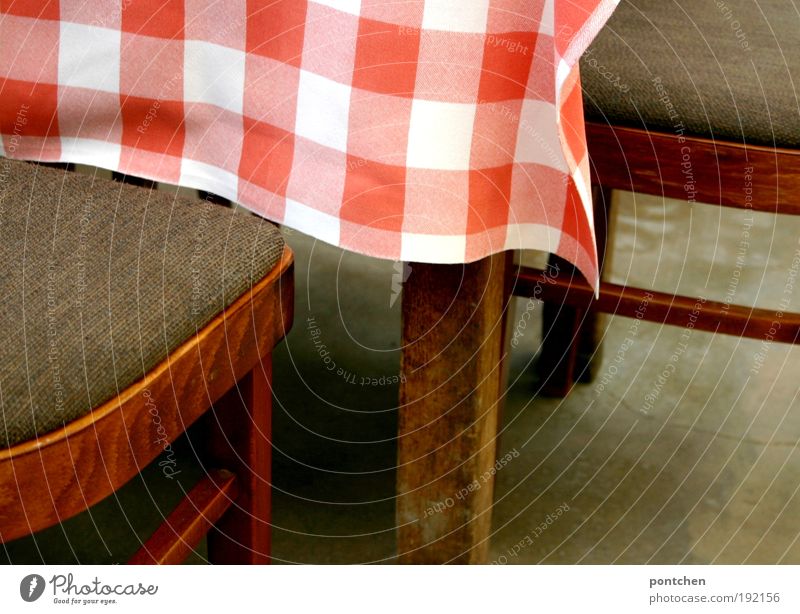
[240,118,295,196]
[121,96,185,158]
[467,164,512,233]
[478,30,537,102]
[341,157,405,231]
[0,0,58,20]
[559,72,588,166]
[555,0,604,57]
[353,17,420,97]
[121,0,185,39]
[246,0,308,67]
[560,175,593,248]
[0,79,59,137]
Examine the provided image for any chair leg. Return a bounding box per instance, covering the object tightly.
[198,191,232,207]
[536,270,586,396]
[205,356,272,564]
[111,171,157,190]
[536,186,611,396]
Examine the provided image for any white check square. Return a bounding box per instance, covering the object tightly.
[407,100,476,170]
[284,199,341,246]
[514,99,567,171]
[422,0,489,33]
[295,70,351,152]
[58,22,120,94]
[60,138,121,168]
[503,223,561,252]
[540,0,555,36]
[312,0,361,15]
[401,232,466,263]
[179,159,240,201]
[556,58,572,89]
[184,41,246,114]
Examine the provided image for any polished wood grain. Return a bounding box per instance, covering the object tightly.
[516,265,800,344]
[129,470,238,565]
[205,362,273,564]
[0,247,293,545]
[397,254,509,564]
[586,122,800,214]
[530,123,800,395]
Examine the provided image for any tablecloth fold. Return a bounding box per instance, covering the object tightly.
[0,0,619,288]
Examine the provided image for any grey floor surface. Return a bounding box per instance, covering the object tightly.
[3,190,799,564]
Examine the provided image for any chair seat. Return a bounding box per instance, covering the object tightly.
[0,159,284,449]
[581,0,800,148]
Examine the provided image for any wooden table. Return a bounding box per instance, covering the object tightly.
[0,0,620,564]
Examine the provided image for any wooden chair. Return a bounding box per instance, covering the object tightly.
[519,0,800,395]
[0,159,294,563]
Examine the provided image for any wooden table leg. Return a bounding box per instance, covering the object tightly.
[537,186,611,395]
[397,253,509,564]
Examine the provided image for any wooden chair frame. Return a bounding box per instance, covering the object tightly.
[0,246,294,564]
[519,122,800,395]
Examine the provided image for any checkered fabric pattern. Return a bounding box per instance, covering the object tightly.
[0,0,617,287]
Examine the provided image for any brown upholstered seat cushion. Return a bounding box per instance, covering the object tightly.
[0,159,284,448]
[581,0,800,148]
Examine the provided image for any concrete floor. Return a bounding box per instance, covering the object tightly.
[3,190,799,564]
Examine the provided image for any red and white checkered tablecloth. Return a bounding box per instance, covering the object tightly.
[0,0,617,287]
